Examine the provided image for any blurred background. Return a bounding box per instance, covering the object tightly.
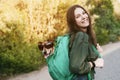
[0,0,120,79]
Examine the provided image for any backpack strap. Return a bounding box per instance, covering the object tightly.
[69,33,76,56]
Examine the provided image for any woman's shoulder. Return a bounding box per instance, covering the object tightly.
[76,31,88,38]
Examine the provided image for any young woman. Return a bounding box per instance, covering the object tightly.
[66,5,104,80]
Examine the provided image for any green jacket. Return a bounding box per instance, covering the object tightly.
[69,32,100,79]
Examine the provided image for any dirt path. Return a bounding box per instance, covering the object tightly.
[7,42,120,80]
[8,66,52,80]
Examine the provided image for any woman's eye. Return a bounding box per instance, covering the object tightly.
[76,14,81,18]
[83,11,86,15]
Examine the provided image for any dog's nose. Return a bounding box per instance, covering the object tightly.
[42,50,47,55]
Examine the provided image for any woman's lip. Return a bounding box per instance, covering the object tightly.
[81,18,88,23]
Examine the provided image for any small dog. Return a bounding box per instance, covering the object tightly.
[38,41,54,58]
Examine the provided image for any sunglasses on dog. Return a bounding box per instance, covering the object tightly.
[38,41,54,50]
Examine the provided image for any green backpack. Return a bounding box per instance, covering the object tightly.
[46,34,76,80]
[46,34,94,80]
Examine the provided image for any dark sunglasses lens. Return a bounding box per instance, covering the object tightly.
[45,42,53,49]
[38,45,43,50]
[38,42,43,50]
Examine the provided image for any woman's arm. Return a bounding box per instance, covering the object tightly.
[69,32,92,74]
[92,44,104,68]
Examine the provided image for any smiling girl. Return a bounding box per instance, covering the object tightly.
[67,5,104,80]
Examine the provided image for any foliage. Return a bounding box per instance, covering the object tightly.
[87,0,120,44]
[0,18,45,76]
[0,0,45,76]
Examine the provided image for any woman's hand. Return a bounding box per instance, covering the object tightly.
[97,43,103,53]
[94,58,104,68]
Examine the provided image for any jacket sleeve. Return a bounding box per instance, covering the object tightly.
[69,32,91,74]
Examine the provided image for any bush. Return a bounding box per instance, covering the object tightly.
[88,0,120,44]
[0,31,45,76]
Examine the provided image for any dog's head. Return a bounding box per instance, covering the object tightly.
[38,41,54,58]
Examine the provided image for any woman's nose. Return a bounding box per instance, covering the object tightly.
[81,15,86,19]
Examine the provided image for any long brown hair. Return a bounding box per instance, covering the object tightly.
[66,4,97,46]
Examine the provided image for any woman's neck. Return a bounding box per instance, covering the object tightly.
[80,27,87,32]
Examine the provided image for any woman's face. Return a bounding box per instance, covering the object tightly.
[74,7,89,28]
